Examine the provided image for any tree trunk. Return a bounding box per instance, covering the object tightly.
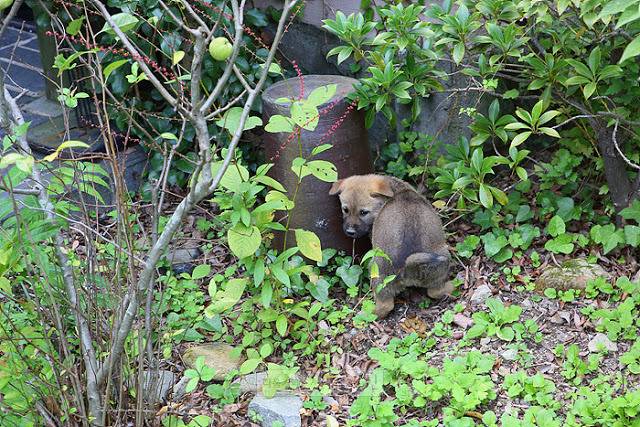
[592,119,634,216]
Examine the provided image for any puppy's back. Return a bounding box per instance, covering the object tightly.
[371,189,446,269]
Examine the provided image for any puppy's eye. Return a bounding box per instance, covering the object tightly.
[342,206,349,214]
[360,209,369,216]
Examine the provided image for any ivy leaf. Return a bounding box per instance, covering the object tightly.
[481,233,508,258]
[456,235,480,258]
[620,200,640,222]
[624,225,640,247]
[547,215,566,237]
[336,264,363,287]
[544,235,574,254]
[306,278,330,303]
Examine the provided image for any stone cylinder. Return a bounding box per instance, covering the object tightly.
[262,75,373,255]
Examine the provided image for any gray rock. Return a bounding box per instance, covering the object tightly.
[234,371,269,394]
[453,313,474,329]
[536,258,608,292]
[140,370,175,405]
[167,247,201,265]
[588,333,618,353]
[248,392,302,427]
[480,337,493,347]
[182,343,244,381]
[234,371,301,394]
[470,285,493,305]
[171,375,190,400]
[501,348,518,361]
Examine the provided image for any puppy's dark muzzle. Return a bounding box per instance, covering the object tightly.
[343,225,367,239]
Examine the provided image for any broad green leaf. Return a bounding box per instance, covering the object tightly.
[172,50,185,65]
[43,140,89,162]
[227,224,261,259]
[276,314,288,337]
[191,264,211,280]
[306,84,337,107]
[453,42,465,64]
[305,160,338,182]
[510,131,531,148]
[261,282,273,308]
[239,358,261,375]
[205,278,247,315]
[67,17,85,36]
[621,200,640,222]
[598,0,635,19]
[215,107,263,135]
[544,235,574,254]
[265,115,295,133]
[311,144,332,156]
[160,132,178,141]
[489,186,508,205]
[103,59,129,83]
[557,0,571,15]
[295,229,322,262]
[101,13,139,35]
[479,183,493,208]
[620,34,640,63]
[211,161,249,193]
[254,175,286,192]
[547,215,566,237]
[583,82,597,99]
[271,263,290,286]
[290,102,319,131]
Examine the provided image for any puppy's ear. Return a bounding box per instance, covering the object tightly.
[329,179,344,195]
[370,176,393,198]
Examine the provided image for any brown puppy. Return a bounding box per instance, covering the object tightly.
[329,174,452,318]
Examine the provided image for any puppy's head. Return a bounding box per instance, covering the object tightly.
[328,175,393,239]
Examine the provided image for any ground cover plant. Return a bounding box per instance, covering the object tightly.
[1,0,640,426]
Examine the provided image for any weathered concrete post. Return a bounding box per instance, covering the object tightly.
[262,75,373,254]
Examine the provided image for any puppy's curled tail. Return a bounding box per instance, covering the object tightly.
[402,251,451,298]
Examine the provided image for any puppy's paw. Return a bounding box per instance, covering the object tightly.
[374,296,395,319]
[427,281,454,299]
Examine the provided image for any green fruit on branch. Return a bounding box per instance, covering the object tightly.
[0,0,14,10]
[208,37,233,61]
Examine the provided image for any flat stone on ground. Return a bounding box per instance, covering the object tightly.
[248,392,302,427]
[182,343,244,381]
[535,258,608,292]
[470,284,493,305]
[588,333,618,353]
